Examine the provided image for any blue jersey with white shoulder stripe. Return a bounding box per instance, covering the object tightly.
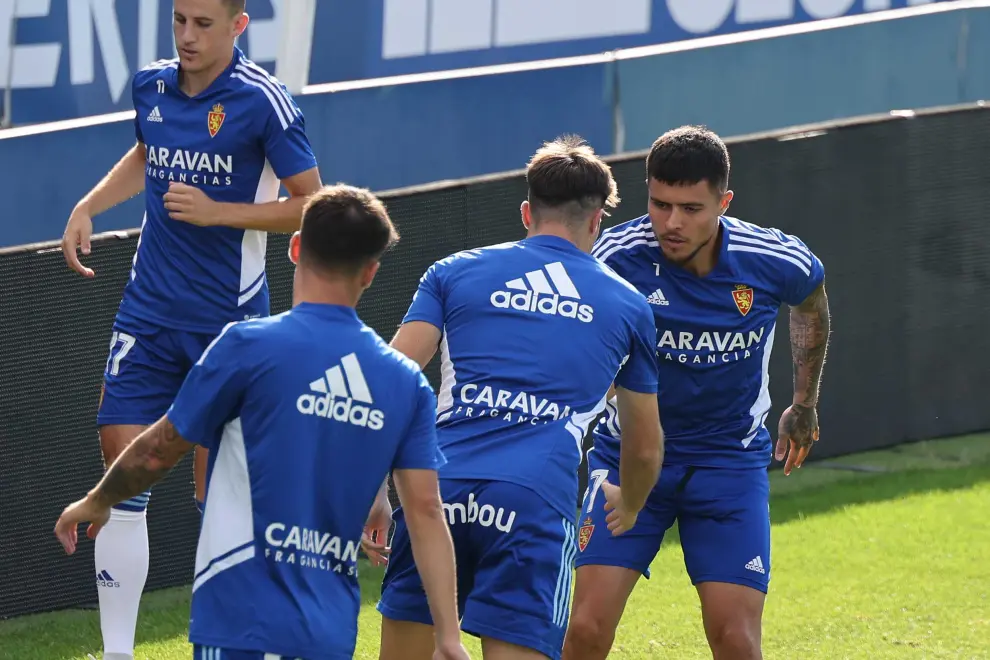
[167,303,444,658]
[591,215,825,469]
[119,48,318,334]
[402,234,659,521]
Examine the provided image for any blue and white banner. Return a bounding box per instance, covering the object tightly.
[0,0,951,125]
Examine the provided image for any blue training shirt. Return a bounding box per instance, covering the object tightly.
[120,48,318,333]
[403,234,659,522]
[166,303,443,659]
[591,215,826,469]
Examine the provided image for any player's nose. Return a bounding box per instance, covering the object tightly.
[666,211,685,230]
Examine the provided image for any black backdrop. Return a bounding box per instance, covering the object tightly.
[2,105,989,619]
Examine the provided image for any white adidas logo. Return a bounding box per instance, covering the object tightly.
[745,556,766,574]
[646,287,669,306]
[490,261,595,323]
[295,353,385,430]
[147,106,163,123]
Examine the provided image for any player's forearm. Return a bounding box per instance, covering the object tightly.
[615,388,663,512]
[403,505,462,643]
[88,417,194,509]
[217,195,310,232]
[76,143,147,217]
[619,432,662,513]
[789,283,831,407]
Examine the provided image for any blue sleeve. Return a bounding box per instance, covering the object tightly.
[401,262,445,330]
[132,77,144,143]
[392,372,446,471]
[261,90,318,180]
[614,298,659,394]
[166,323,248,450]
[779,236,826,306]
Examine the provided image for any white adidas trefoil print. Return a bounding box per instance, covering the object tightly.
[490,261,595,322]
[646,286,669,306]
[296,353,386,430]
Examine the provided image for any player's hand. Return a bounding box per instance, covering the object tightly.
[62,206,95,278]
[163,182,222,227]
[601,480,638,536]
[433,639,471,660]
[361,490,393,567]
[53,495,111,555]
[776,403,820,476]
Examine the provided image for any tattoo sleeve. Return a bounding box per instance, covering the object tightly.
[90,417,195,508]
[789,282,831,407]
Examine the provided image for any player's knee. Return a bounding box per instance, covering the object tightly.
[563,611,616,658]
[707,620,761,659]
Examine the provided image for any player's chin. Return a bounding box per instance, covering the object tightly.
[660,245,690,264]
[178,53,202,70]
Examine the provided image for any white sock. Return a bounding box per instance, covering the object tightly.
[95,507,149,658]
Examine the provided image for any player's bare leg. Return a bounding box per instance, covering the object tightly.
[193,446,209,508]
[379,617,436,660]
[481,637,550,659]
[562,565,642,660]
[96,424,152,660]
[697,582,765,660]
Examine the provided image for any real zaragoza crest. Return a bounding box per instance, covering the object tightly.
[208,103,226,138]
[732,285,754,316]
[578,518,595,551]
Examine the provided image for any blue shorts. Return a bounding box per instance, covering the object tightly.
[97,314,218,426]
[378,479,577,660]
[575,451,771,593]
[192,645,301,659]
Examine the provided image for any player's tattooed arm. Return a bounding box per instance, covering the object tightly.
[90,418,195,508]
[775,282,829,474]
[789,281,830,409]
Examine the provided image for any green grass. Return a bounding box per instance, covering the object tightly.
[3,434,989,659]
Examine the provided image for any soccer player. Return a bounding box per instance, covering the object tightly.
[370,137,664,660]
[55,185,470,660]
[562,126,832,660]
[59,1,321,657]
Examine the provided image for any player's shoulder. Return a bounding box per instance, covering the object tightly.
[196,317,272,366]
[359,327,430,386]
[431,241,520,274]
[721,215,821,276]
[592,214,654,265]
[596,260,647,299]
[215,315,281,345]
[226,54,302,124]
[133,58,179,88]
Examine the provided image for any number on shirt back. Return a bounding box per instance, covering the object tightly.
[106,332,136,376]
[585,468,609,514]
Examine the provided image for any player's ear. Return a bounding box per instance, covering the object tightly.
[720,190,734,215]
[590,208,604,239]
[234,12,249,37]
[360,260,381,291]
[288,231,301,265]
[520,200,532,231]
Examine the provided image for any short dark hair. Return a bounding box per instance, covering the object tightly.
[647,126,730,194]
[299,184,399,275]
[222,0,246,15]
[526,135,619,225]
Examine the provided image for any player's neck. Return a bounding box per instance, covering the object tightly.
[527,226,589,252]
[292,270,362,310]
[179,52,234,97]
